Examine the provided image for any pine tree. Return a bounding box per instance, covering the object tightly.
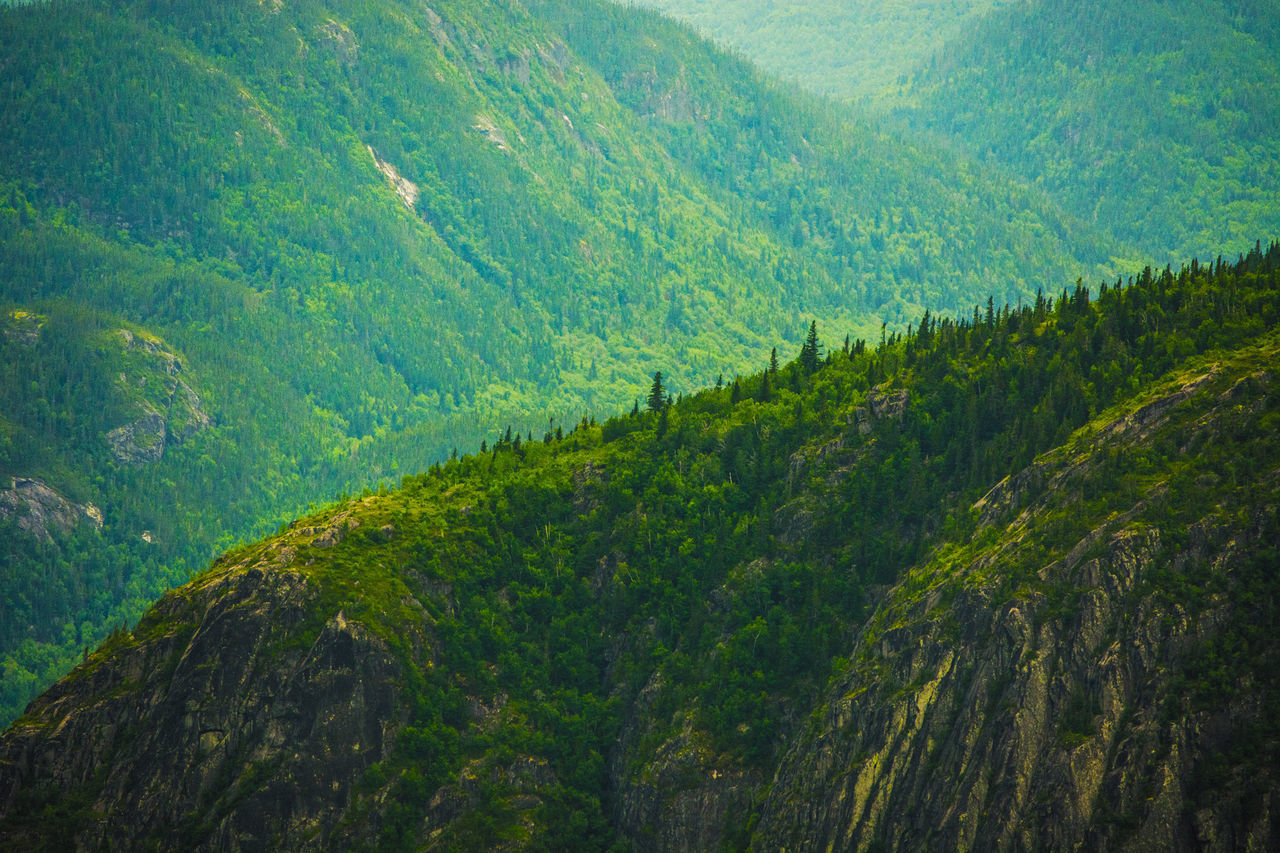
[917,310,932,350]
[769,347,779,374]
[800,320,821,373]
[647,371,666,412]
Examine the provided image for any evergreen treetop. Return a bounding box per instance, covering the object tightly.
[647,371,667,412]
[800,321,822,373]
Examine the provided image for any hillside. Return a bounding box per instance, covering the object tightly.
[0,0,1119,723]
[0,244,1275,850]
[638,0,1280,266]
[632,0,996,99]
[894,0,1280,265]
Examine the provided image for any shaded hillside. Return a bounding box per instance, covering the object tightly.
[639,0,1280,264]
[0,0,1118,723]
[632,0,996,99]
[893,0,1280,265]
[0,245,1275,850]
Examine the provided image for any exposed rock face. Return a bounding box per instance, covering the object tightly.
[852,385,910,434]
[753,370,1280,852]
[367,145,421,209]
[0,552,403,852]
[317,18,359,67]
[573,461,607,514]
[867,384,909,420]
[2,310,43,346]
[756,526,1249,850]
[615,715,760,853]
[107,330,212,464]
[106,410,168,464]
[0,478,102,542]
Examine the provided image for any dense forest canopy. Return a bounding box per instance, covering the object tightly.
[637,0,1280,266]
[1,243,1276,849]
[633,0,997,98]
[0,0,1118,723]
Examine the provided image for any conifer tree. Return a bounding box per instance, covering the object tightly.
[647,371,666,412]
[800,320,821,372]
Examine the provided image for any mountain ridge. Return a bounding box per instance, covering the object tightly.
[1,244,1276,850]
[0,0,1122,724]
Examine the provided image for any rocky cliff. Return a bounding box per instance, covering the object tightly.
[0,295,1276,851]
[0,531,407,851]
[755,358,1280,851]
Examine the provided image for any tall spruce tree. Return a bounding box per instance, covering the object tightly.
[800,321,822,372]
[647,371,667,412]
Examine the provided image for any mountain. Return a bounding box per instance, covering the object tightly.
[632,0,997,99]
[1,244,1275,850]
[637,0,1280,266]
[894,0,1280,265]
[0,0,1119,724]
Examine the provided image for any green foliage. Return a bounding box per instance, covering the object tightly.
[294,243,1280,831]
[0,0,1121,724]
[634,0,997,99]
[798,321,821,373]
[889,0,1280,265]
[6,244,1280,847]
[641,0,1280,265]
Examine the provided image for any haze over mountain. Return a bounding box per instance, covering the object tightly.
[638,0,1280,265]
[633,0,998,99]
[0,0,1119,722]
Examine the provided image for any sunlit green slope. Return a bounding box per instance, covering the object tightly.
[0,244,1276,850]
[0,0,1117,722]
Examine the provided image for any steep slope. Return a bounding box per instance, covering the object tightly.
[640,0,1280,264]
[893,0,1280,265]
[0,0,1119,722]
[757,347,1280,850]
[0,304,221,716]
[0,245,1275,850]
[632,0,996,99]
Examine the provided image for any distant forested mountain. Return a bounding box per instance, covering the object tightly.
[639,0,1280,265]
[0,0,1115,723]
[896,0,1280,265]
[633,0,997,99]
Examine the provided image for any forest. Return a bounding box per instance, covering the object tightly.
[1,243,1276,849]
[0,0,1119,723]
[641,0,1280,266]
